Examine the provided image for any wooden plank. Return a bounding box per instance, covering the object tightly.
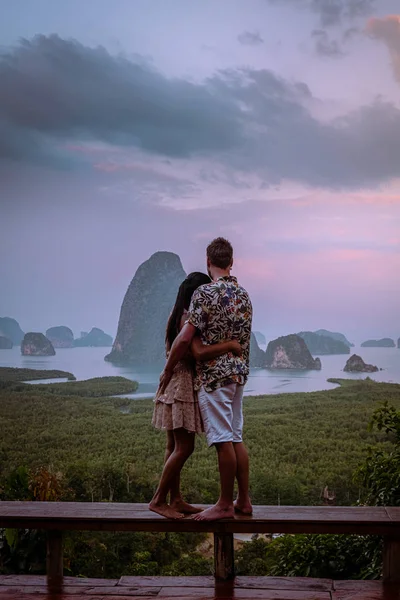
[234,577,333,591]
[118,576,216,587]
[0,575,118,586]
[85,587,161,596]
[333,581,384,590]
[214,532,235,580]
[157,588,331,599]
[47,529,63,594]
[383,536,400,583]
[0,502,396,536]
[118,576,333,591]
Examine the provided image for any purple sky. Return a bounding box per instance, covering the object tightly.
[1,0,400,343]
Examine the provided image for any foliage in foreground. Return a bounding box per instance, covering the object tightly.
[236,398,400,579]
[235,534,382,579]
[1,372,400,579]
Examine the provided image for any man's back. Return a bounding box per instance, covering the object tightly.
[187,275,252,391]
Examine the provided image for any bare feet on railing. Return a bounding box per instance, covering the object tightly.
[192,502,235,521]
[234,498,253,515]
[149,502,184,520]
[170,500,203,514]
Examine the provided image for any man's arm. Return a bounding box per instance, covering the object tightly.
[158,322,197,393]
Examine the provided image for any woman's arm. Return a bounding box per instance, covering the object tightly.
[191,336,242,362]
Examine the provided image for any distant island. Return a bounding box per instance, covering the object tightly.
[250,333,266,367]
[21,332,56,356]
[0,317,25,345]
[297,331,350,355]
[46,326,74,348]
[313,329,354,348]
[105,252,186,365]
[74,327,113,347]
[253,331,266,345]
[361,338,395,348]
[0,336,13,349]
[265,334,321,370]
[344,354,379,373]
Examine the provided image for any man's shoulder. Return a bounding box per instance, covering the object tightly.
[235,282,252,303]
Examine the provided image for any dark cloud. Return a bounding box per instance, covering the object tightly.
[237,31,264,46]
[3,35,400,189]
[267,0,376,27]
[312,29,344,57]
[0,35,242,164]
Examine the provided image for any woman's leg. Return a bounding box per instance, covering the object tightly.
[149,428,195,519]
[169,431,202,514]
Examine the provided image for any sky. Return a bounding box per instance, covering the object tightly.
[1,0,400,343]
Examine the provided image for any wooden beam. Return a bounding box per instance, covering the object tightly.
[214,532,234,580]
[46,530,63,593]
[383,536,400,583]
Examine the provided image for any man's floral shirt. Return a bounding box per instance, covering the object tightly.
[187,275,252,392]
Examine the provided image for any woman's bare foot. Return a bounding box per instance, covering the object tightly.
[170,500,203,514]
[234,499,253,515]
[149,501,184,519]
[192,503,235,521]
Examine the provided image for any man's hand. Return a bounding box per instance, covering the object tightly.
[159,367,174,395]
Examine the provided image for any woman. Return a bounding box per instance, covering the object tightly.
[149,272,241,519]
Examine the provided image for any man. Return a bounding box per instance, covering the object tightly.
[159,237,253,521]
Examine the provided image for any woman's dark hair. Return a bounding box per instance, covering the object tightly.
[166,272,211,348]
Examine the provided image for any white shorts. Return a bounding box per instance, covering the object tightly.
[198,383,244,447]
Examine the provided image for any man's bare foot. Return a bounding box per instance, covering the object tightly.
[170,500,203,514]
[234,499,253,515]
[149,502,184,520]
[192,504,235,521]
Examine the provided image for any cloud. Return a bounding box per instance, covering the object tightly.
[267,0,376,27]
[367,15,400,82]
[237,31,264,46]
[312,30,344,57]
[0,35,242,164]
[3,35,400,189]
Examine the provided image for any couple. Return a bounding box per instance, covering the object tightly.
[149,237,253,521]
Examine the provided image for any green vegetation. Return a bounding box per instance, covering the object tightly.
[0,367,76,382]
[0,370,399,579]
[25,376,138,398]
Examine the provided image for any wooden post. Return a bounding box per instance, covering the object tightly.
[46,530,63,593]
[383,536,400,582]
[214,532,235,580]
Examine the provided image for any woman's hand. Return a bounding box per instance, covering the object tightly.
[229,340,242,356]
[159,367,173,394]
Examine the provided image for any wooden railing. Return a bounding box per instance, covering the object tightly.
[1,502,399,593]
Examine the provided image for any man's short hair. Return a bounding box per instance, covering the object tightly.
[207,237,233,269]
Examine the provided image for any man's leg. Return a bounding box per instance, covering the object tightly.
[233,442,252,514]
[194,385,237,521]
[232,385,252,514]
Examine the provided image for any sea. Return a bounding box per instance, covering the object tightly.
[1,345,399,399]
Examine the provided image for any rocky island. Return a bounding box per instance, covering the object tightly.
[21,333,56,356]
[297,331,350,355]
[0,336,13,349]
[250,333,266,367]
[46,326,74,348]
[0,317,25,345]
[253,331,266,346]
[105,252,186,365]
[361,338,395,348]
[314,329,354,347]
[265,334,321,370]
[343,354,379,373]
[74,328,113,347]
